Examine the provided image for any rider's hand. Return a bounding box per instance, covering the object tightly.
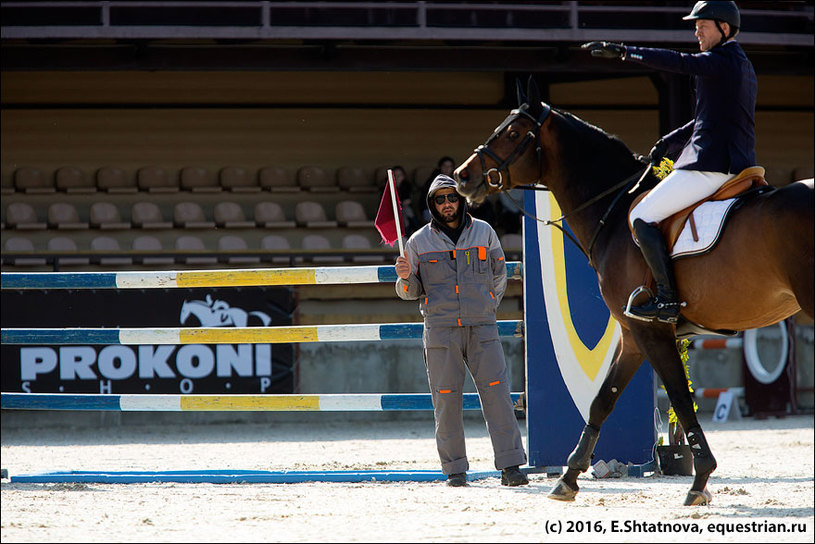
[581,41,626,59]
[648,139,669,164]
[395,256,412,280]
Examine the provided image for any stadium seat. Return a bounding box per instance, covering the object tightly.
[214,201,254,228]
[295,201,337,228]
[6,202,47,230]
[56,166,95,193]
[90,236,132,266]
[48,202,89,230]
[131,201,172,229]
[373,166,391,190]
[97,166,137,193]
[14,167,54,193]
[337,166,376,193]
[181,166,220,192]
[47,236,89,266]
[132,235,174,265]
[173,201,215,228]
[342,233,385,263]
[4,236,47,266]
[5,236,35,251]
[90,202,130,230]
[175,234,217,264]
[302,233,343,263]
[261,234,298,264]
[254,201,295,228]
[259,166,298,192]
[335,200,373,228]
[297,165,338,192]
[221,166,260,192]
[1,167,14,194]
[218,235,260,264]
[138,166,179,193]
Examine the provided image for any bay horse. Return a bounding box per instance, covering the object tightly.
[454,79,814,506]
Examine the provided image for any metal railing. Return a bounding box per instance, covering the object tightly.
[2,1,812,46]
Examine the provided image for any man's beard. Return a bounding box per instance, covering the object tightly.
[440,209,457,223]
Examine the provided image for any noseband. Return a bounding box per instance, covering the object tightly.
[473,102,552,191]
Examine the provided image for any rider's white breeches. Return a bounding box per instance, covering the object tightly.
[630,169,732,224]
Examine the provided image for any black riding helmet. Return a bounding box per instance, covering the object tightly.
[683,1,740,44]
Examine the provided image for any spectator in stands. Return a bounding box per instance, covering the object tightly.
[394,174,528,488]
[421,156,456,223]
[391,165,420,236]
[582,0,756,324]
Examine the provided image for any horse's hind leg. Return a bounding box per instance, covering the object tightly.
[548,331,644,501]
[632,323,717,506]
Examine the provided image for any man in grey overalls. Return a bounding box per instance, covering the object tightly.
[395,174,528,487]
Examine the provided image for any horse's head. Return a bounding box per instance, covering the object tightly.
[455,77,551,204]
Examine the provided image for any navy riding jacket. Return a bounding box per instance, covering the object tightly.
[624,40,757,174]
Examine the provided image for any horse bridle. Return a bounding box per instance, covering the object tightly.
[473,102,551,192]
[472,102,648,268]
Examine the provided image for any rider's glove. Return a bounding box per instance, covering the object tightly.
[648,139,669,164]
[581,42,626,59]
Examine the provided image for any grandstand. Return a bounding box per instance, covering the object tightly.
[2,1,812,271]
[1,2,812,409]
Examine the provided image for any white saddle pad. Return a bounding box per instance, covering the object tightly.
[671,198,738,259]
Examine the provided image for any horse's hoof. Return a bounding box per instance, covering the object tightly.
[547,479,578,502]
[684,487,713,506]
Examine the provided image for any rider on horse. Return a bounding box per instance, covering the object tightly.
[583,1,757,324]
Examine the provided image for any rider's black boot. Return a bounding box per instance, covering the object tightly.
[625,219,682,324]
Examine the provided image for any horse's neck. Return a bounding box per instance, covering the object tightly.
[550,164,638,249]
[542,113,643,252]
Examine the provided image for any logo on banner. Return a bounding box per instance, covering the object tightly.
[535,192,621,422]
[180,294,272,327]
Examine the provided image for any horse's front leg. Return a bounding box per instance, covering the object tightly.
[631,323,717,506]
[548,330,644,501]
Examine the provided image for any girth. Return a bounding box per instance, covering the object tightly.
[629,166,768,251]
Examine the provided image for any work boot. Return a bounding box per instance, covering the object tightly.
[501,465,529,486]
[625,219,683,324]
[446,472,467,487]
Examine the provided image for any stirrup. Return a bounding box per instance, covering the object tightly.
[624,286,655,322]
[624,286,685,324]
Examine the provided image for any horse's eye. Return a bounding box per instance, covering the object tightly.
[508,130,520,140]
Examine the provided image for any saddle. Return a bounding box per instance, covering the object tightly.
[629,166,768,252]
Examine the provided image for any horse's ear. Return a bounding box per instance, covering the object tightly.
[515,78,527,107]
[526,76,542,115]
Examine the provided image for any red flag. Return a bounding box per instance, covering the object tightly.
[375,177,406,247]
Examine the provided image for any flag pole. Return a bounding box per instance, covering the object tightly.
[387,169,405,257]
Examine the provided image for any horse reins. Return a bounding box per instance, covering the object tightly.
[509,170,644,268]
[473,103,648,268]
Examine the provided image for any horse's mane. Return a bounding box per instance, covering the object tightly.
[551,107,657,194]
[554,108,638,163]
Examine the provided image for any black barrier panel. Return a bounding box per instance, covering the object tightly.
[1,287,294,395]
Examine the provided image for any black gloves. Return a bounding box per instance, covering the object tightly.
[582,41,626,59]
[649,139,669,164]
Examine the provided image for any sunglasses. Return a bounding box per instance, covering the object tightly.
[433,193,460,205]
